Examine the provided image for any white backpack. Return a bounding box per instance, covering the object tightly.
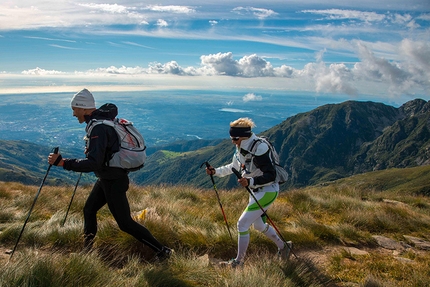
[86,118,146,171]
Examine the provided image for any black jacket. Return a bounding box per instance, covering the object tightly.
[63,103,126,179]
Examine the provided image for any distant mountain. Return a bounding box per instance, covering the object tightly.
[145,138,224,156]
[1,99,429,190]
[0,140,78,185]
[131,98,430,189]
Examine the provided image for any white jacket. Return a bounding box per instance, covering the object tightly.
[215,133,279,192]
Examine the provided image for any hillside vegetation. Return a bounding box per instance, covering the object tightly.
[131,98,430,189]
[1,166,430,287]
[1,99,430,190]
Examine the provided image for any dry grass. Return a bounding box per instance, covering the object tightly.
[1,166,430,286]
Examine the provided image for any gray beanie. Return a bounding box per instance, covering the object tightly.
[71,88,96,109]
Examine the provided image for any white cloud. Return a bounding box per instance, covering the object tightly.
[22,67,65,75]
[243,93,262,102]
[14,39,430,98]
[49,44,80,50]
[302,9,386,22]
[144,5,195,14]
[353,41,426,96]
[86,66,146,75]
[78,3,131,14]
[274,65,296,78]
[238,54,274,77]
[316,63,357,95]
[200,52,240,76]
[392,13,412,24]
[156,19,168,27]
[122,41,154,49]
[399,39,430,74]
[417,13,430,21]
[232,7,278,19]
[148,61,190,75]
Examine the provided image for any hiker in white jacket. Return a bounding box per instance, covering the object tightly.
[205,117,292,268]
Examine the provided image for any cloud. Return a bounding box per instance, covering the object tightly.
[78,3,131,14]
[122,41,154,49]
[200,52,240,76]
[86,66,146,75]
[399,39,430,74]
[352,41,430,96]
[238,54,274,76]
[11,38,430,98]
[24,36,76,43]
[232,7,278,19]
[49,44,80,50]
[148,61,190,75]
[22,67,65,75]
[417,13,430,21]
[200,53,276,77]
[243,93,262,102]
[144,5,195,14]
[156,19,168,27]
[302,9,386,22]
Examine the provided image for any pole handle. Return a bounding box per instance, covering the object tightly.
[232,167,242,179]
[53,147,59,154]
[200,161,211,169]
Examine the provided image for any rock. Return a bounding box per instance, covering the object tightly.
[382,199,407,206]
[197,254,210,266]
[403,235,430,251]
[394,257,414,263]
[372,235,405,251]
[343,247,369,256]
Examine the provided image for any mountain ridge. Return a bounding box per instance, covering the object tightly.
[131,98,430,189]
[0,99,429,189]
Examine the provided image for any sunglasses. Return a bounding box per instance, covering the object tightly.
[230,137,240,141]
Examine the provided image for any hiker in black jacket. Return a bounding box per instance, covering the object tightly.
[48,88,172,260]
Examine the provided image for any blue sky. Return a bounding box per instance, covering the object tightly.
[0,0,429,103]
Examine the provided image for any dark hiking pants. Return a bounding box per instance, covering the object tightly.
[83,175,163,252]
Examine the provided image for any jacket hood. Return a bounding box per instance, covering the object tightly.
[86,103,118,122]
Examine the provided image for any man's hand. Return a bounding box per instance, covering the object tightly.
[48,153,64,166]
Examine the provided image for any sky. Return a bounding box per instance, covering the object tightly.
[0,0,429,104]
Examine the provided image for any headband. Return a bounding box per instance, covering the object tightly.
[229,126,252,138]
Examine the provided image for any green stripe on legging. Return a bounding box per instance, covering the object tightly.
[245,191,278,212]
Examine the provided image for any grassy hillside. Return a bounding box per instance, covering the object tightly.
[1,166,430,286]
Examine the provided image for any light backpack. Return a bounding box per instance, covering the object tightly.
[249,136,289,184]
[86,118,147,171]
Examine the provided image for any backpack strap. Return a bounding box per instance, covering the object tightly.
[249,137,278,166]
[249,138,262,154]
[86,119,115,135]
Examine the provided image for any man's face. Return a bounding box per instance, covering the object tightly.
[72,107,87,123]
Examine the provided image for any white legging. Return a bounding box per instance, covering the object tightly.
[235,190,284,262]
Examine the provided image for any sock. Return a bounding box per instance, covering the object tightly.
[236,232,250,262]
[263,224,284,249]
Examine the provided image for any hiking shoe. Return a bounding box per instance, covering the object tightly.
[156,246,173,262]
[220,258,243,269]
[277,241,293,260]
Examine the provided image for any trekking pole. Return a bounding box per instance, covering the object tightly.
[232,167,296,258]
[200,161,234,242]
[61,172,82,227]
[8,147,59,260]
